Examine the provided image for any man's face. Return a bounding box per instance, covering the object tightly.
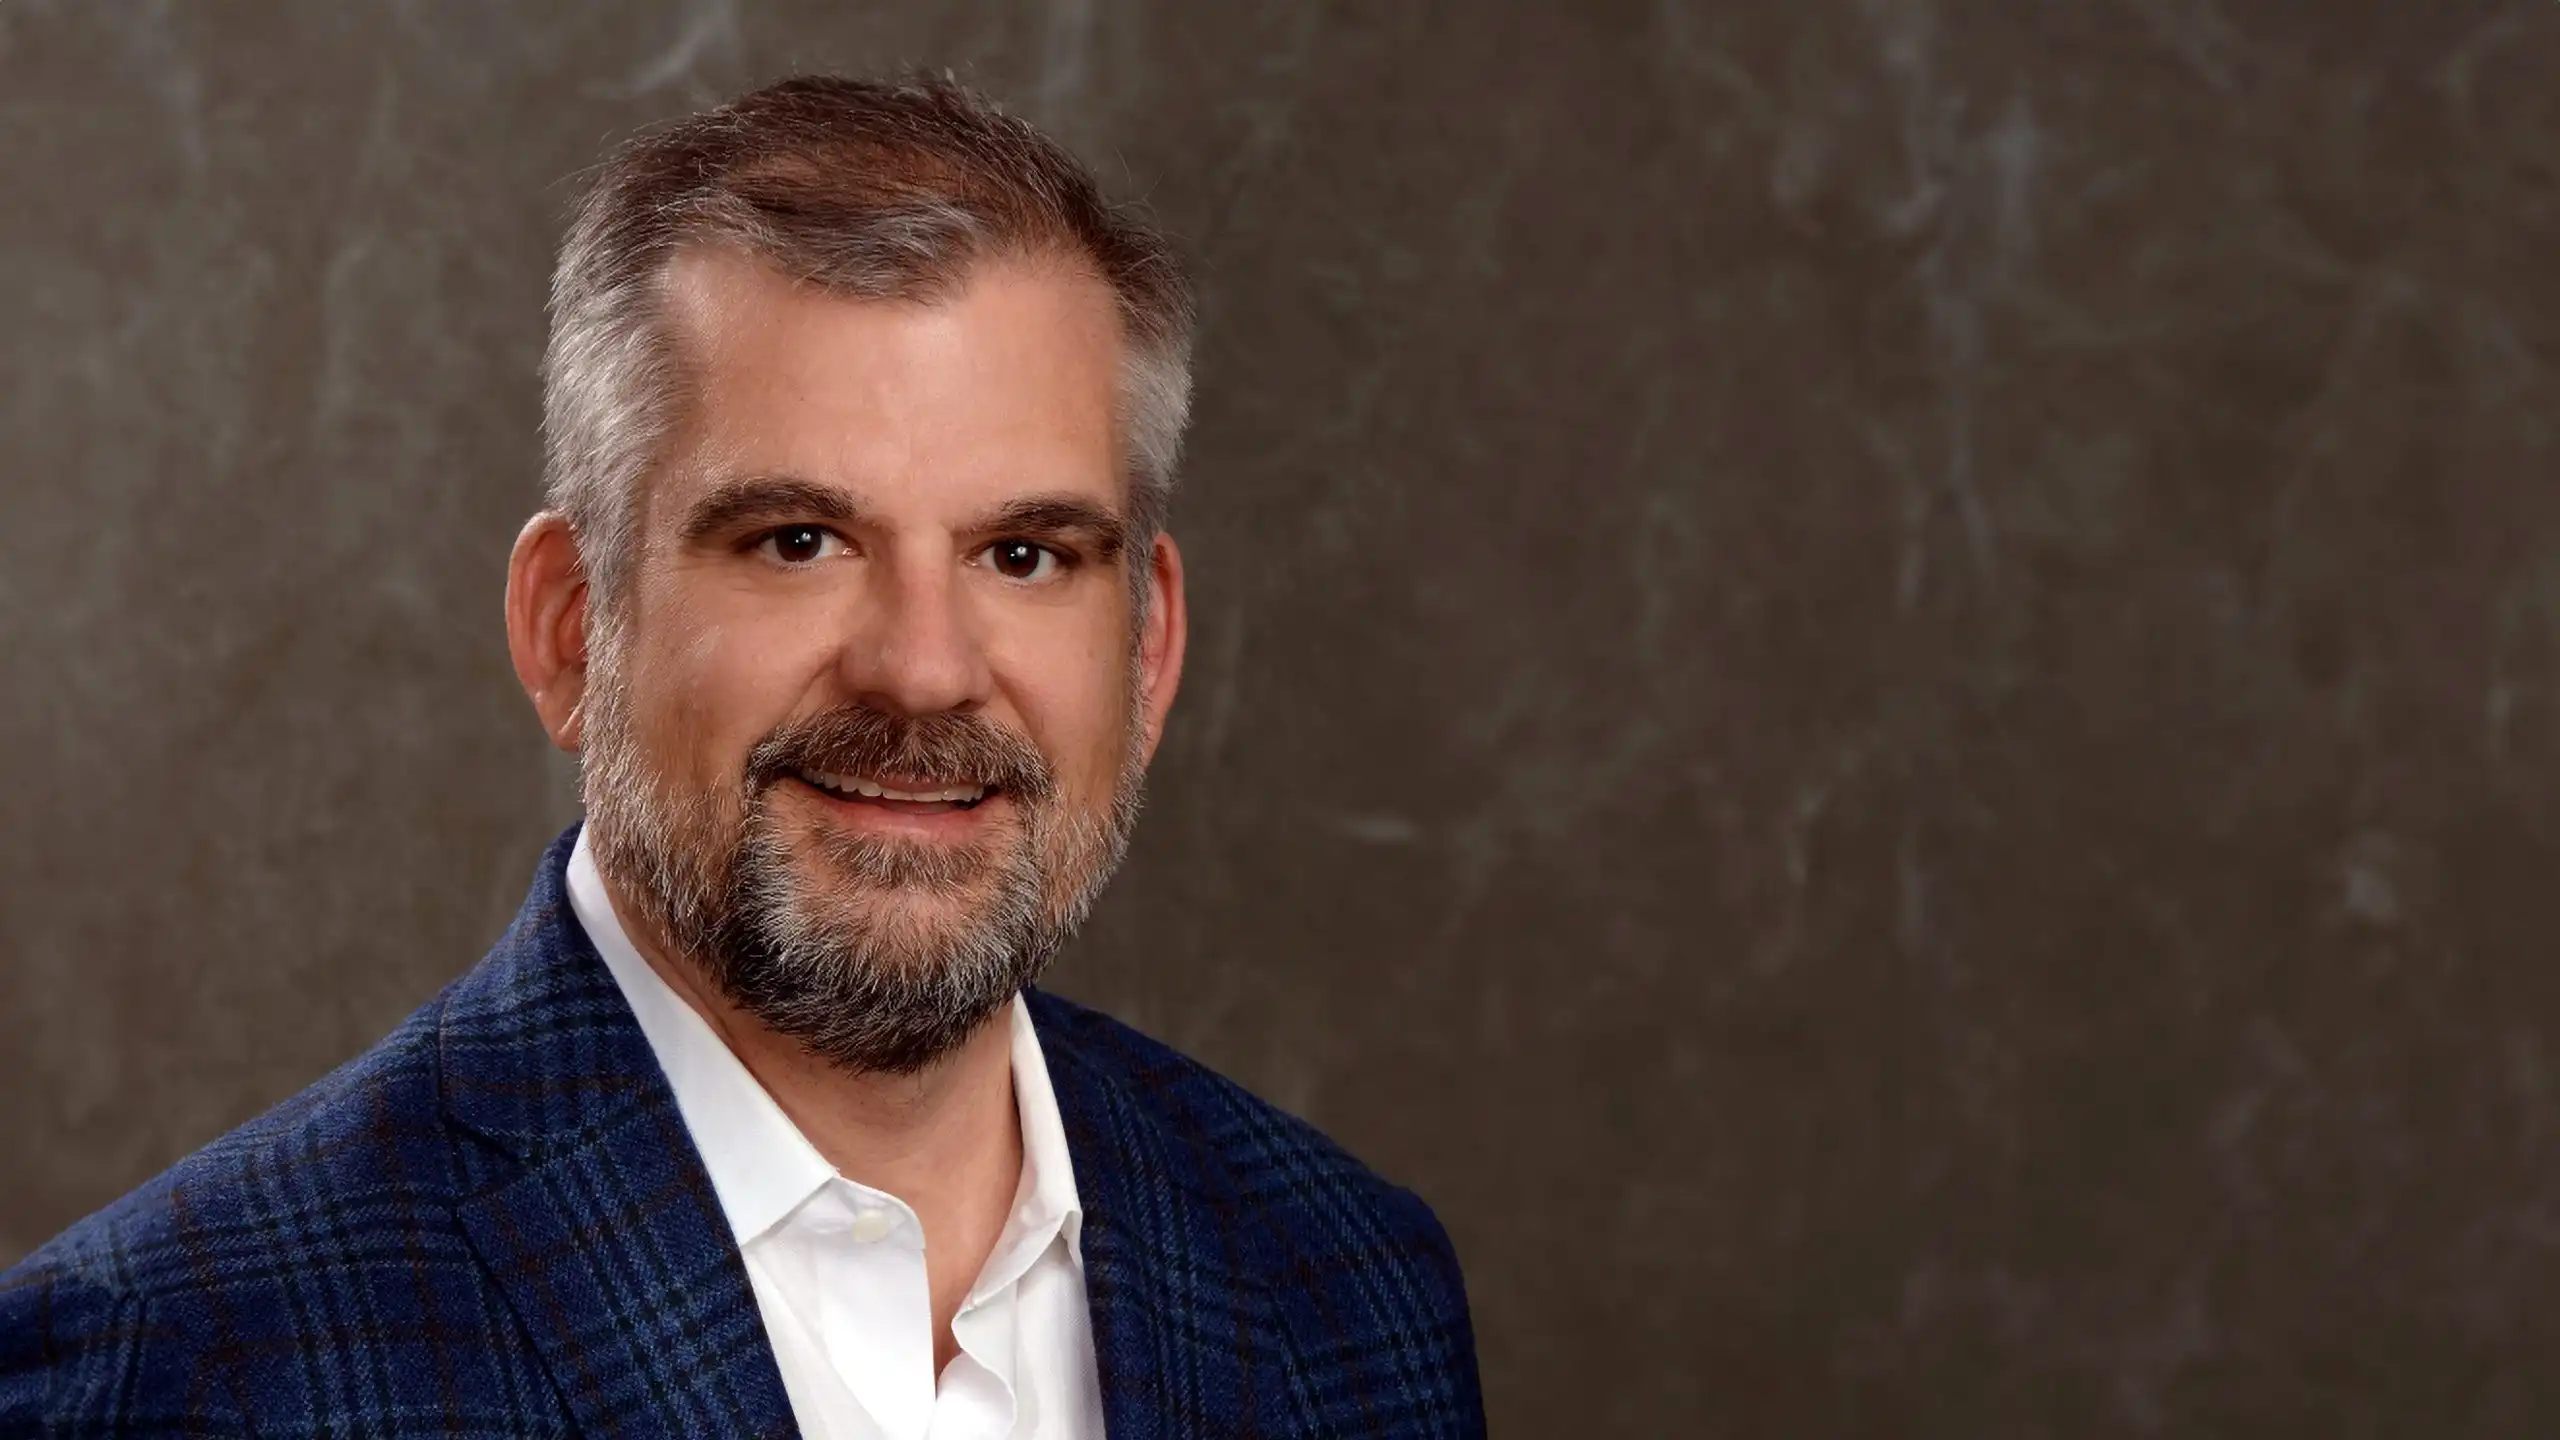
[576,247,1169,1073]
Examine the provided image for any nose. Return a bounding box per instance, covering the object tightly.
[837,536,993,717]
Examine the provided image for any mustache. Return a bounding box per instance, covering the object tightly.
[744,706,1056,805]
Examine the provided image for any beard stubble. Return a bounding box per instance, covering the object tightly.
[579,641,1147,1075]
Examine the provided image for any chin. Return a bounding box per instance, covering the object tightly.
[774,849,1006,948]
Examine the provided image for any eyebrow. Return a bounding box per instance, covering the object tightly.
[967,495,1130,560]
[676,475,864,545]
[675,475,1132,560]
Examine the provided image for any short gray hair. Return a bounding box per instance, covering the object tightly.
[541,73,1196,613]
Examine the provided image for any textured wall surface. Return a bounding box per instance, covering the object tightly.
[7,0,2560,1432]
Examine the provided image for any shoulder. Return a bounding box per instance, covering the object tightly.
[1026,988,1472,1308]
[10,992,461,1300]
[0,992,465,1429]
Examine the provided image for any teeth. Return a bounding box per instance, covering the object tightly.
[805,771,987,804]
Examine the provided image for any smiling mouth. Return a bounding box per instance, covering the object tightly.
[793,769,994,814]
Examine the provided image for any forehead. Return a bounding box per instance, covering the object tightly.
[649,245,1128,522]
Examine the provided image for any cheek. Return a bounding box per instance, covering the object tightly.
[618,596,838,782]
[1001,643,1138,797]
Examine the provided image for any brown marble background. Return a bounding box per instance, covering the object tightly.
[6,0,2560,1432]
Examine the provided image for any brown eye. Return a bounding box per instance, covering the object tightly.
[986,540,1057,582]
[759,526,840,565]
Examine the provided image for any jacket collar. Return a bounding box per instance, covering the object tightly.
[1028,990,1290,1436]
[438,828,798,1439]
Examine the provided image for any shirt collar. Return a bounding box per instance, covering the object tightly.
[999,993,1086,1273]
[566,828,1084,1264]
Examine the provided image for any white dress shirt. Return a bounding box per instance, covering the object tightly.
[566,831,1104,1440]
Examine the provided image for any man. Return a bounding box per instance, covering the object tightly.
[0,74,1483,1438]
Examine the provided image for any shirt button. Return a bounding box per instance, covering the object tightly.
[846,1208,898,1244]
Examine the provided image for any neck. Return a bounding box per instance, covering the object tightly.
[604,870,1022,1371]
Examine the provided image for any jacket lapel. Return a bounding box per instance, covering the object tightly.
[440,829,798,1439]
[1030,992,1296,1439]
[434,834,1296,1437]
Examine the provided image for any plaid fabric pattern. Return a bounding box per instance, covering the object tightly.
[0,829,1485,1437]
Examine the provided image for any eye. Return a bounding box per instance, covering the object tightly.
[982,540,1063,583]
[756,525,847,565]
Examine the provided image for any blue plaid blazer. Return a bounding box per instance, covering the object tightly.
[0,830,1484,1436]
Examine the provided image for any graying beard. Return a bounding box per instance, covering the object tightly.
[710,809,1052,1074]
[577,646,1147,1075]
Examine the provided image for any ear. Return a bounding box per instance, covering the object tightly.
[505,511,593,753]
[1136,532,1188,765]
